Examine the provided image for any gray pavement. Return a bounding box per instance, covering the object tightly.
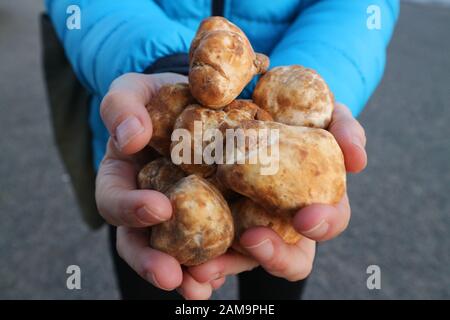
[0,1,449,299]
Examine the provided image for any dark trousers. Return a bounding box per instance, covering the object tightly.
[109,226,307,300]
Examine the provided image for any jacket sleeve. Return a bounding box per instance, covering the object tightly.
[45,0,195,97]
[267,0,399,116]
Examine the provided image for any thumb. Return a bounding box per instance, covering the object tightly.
[100,73,155,155]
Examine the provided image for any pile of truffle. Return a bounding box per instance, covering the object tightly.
[138,17,346,266]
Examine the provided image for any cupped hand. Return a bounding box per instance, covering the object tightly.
[95,72,188,292]
[183,103,367,299]
[292,103,367,241]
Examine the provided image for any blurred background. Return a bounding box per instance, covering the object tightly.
[0,0,449,299]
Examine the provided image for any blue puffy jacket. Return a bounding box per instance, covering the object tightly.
[45,0,399,169]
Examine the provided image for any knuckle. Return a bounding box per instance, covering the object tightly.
[351,120,366,145]
[356,122,364,134]
[109,74,127,88]
[95,186,121,225]
[95,199,108,220]
[100,91,134,126]
[355,122,366,140]
[100,92,118,118]
[95,185,110,221]
[101,158,130,177]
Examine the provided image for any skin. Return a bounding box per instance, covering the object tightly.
[96,72,367,300]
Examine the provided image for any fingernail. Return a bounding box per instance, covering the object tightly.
[136,206,165,224]
[146,272,158,285]
[147,272,171,291]
[301,220,329,238]
[115,116,144,150]
[244,239,273,261]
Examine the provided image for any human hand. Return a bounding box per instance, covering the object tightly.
[95,72,189,291]
[180,103,367,299]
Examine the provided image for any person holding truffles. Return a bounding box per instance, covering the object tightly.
[44,1,399,300]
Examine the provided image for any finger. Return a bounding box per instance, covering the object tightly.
[100,73,188,155]
[328,103,367,173]
[100,74,155,154]
[116,227,183,290]
[292,194,351,242]
[95,139,172,227]
[188,251,258,283]
[211,277,226,290]
[178,271,213,300]
[240,228,315,282]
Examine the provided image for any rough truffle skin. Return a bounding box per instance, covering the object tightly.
[189,17,269,108]
[171,100,272,178]
[217,120,346,214]
[137,158,185,193]
[231,198,302,253]
[145,83,196,156]
[150,175,234,266]
[253,66,334,129]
